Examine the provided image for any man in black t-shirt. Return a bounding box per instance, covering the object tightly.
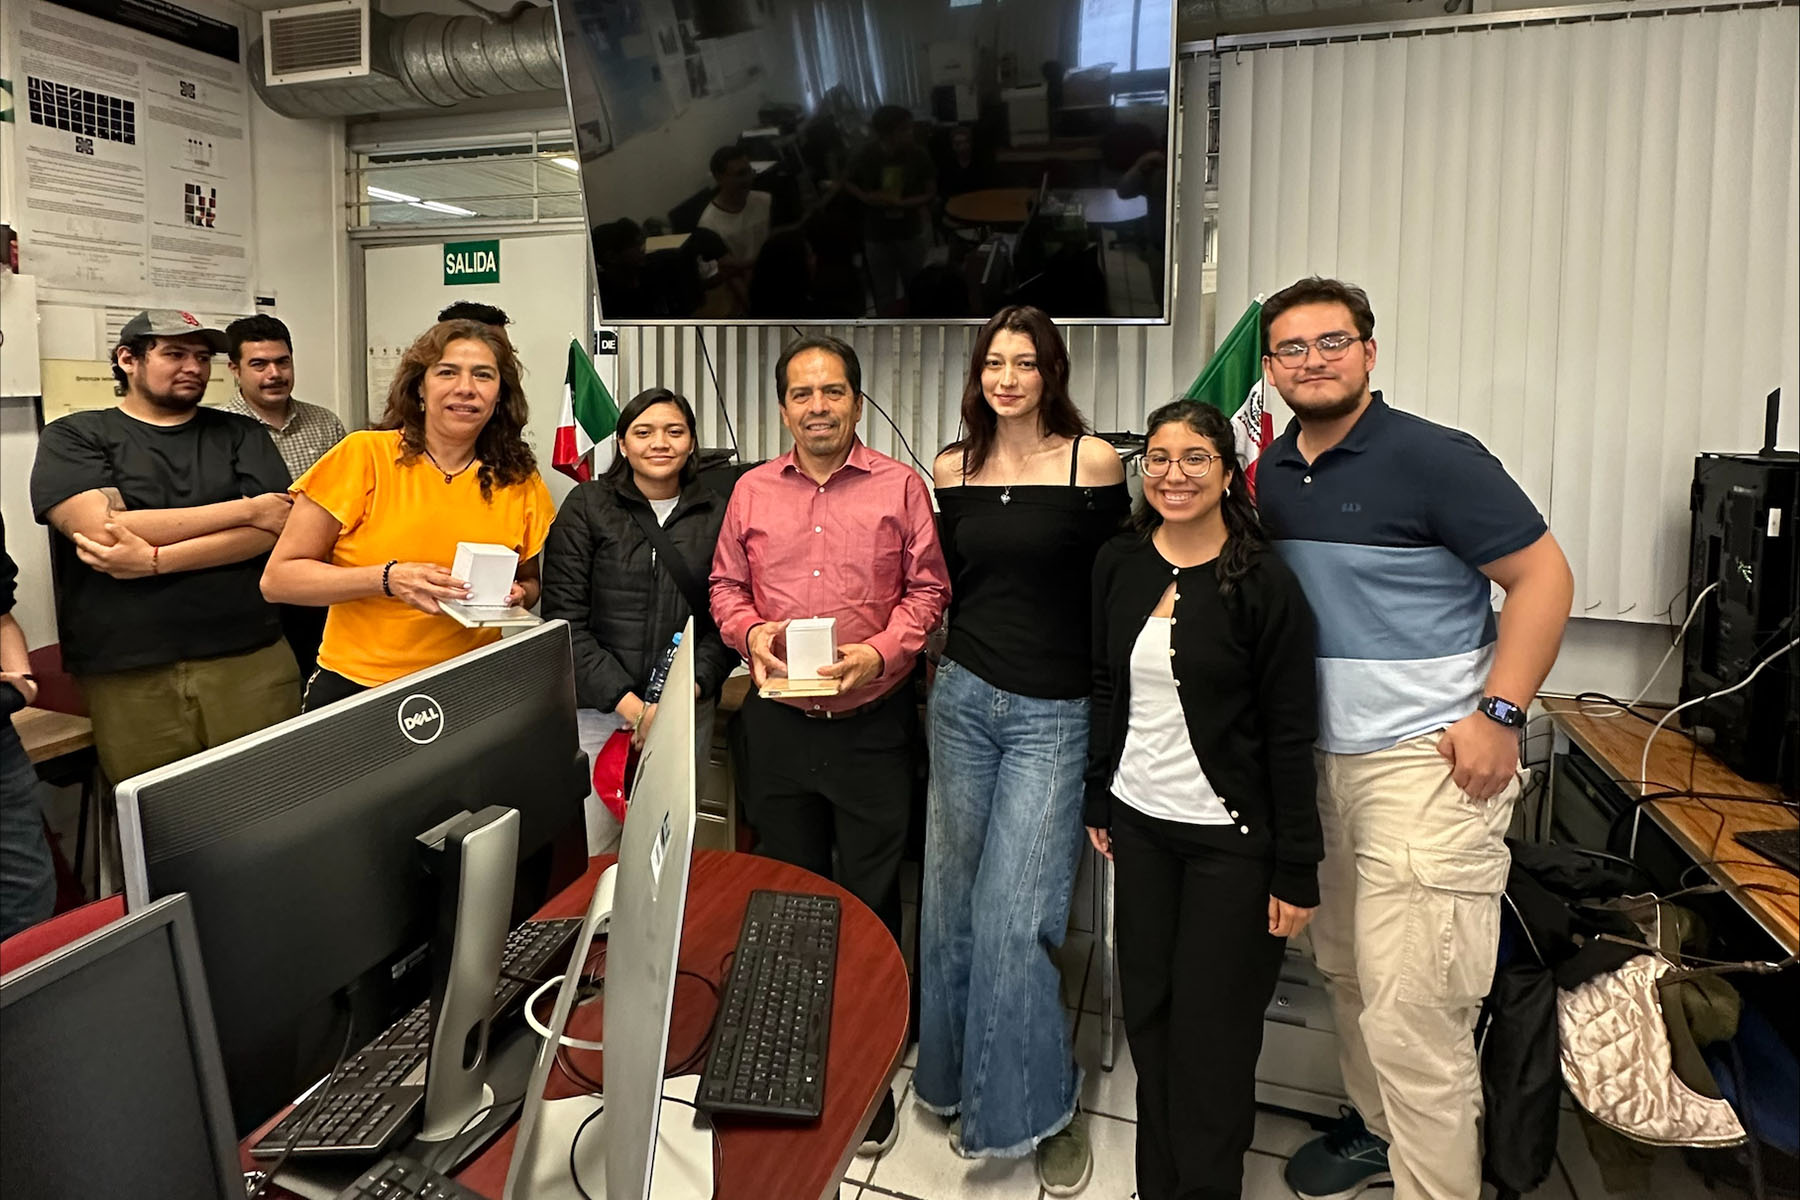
[29,309,303,786]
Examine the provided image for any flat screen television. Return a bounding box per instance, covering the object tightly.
[551,0,1176,324]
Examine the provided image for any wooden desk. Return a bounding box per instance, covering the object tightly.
[1541,696,1798,953]
[245,850,908,1199]
[13,706,94,765]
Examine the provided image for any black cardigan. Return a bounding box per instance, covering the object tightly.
[541,475,738,711]
[1085,533,1324,907]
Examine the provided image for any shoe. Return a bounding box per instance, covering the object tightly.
[947,1115,966,1157]
[1036,1112,1093,1196]
[857,1090,898,1158]
[1283,1108,1392,1200]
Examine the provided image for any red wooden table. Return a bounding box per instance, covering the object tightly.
[244,849,909,1200]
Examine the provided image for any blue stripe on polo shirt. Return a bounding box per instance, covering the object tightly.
[1316,648,1494,754]
[1274,540,1497,662]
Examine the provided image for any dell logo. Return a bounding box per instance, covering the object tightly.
[397,693,445,744]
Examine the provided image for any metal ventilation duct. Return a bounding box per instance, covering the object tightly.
[249,4,563,119]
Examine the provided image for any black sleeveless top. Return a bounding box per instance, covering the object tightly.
[935,437,1131,699]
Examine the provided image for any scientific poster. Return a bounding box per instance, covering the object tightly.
[9,0,252,309]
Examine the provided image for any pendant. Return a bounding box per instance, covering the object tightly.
[442,472,454,484]
[1000,487,1012,505]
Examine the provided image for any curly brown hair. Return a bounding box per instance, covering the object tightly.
[375,319,537,501]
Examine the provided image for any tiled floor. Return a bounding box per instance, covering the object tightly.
[854,859,1742,1200]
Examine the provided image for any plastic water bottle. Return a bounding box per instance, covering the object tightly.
[644,632,682,704]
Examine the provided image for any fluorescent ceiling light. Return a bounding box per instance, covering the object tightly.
[367,185,420,203]
[415,200,476,217]
[550,156,580,172]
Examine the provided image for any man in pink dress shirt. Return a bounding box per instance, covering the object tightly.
[711,334,949,1154]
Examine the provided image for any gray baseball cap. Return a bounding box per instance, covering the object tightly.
[117,309,230,353]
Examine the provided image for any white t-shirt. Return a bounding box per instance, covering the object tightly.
[696,191,773,264]
[649,495,680,525]
[1111,618,1234,825]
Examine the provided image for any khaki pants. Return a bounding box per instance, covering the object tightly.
[1310,732,1519,1200]
[79,639,302,785]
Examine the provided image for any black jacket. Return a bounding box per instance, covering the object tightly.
[542,475,738,710]
[1085,533,1323,906]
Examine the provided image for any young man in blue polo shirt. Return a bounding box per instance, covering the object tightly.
[1255,278,1573,1200]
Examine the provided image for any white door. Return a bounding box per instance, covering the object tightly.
[362,232,589,506]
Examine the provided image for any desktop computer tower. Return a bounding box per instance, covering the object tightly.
[1680,405,1800,790]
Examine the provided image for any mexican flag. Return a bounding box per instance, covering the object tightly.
[1184,301,1272,493]
[553,338,618,482]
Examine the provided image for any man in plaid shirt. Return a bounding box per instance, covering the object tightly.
[224,314,346,674]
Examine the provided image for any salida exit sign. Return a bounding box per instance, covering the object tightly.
[443,239,500,285]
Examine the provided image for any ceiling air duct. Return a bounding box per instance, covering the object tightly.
[253,0,564,119]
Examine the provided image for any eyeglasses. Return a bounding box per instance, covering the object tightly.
[1142,451,1221,478]
[1266,332,1363,366]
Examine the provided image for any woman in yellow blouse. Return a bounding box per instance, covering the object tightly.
[263,318,553,710]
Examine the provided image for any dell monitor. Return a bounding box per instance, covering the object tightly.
[507,619,709,1200]
[0,894,242,1200]
[117,620,590,1134]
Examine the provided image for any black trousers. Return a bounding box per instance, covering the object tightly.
[734,686,915,946]
[1112,803,1288,1200]
[301,667,367,713]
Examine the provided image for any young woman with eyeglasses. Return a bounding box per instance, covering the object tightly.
[1084,399,1323,1200]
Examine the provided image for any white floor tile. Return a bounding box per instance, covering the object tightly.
[1084,1110,1140,1198]
[1059,931,1094,1012]
[1251,1110,1316,1159]
[866,1080,1045,1200]
[1244,1149,1295,1200]
[1074,1013,1136,1122]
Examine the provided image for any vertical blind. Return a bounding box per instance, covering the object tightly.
[1215,5,1800,623]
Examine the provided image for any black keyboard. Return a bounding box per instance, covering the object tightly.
[698,890,840,1120]
[252,917,583,1160]
[335,1154,485,1199]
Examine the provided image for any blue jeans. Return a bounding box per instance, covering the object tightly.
[915,658,1087,1156]
[0,717,56,940]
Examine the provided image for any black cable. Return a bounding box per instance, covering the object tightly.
[570,1095,607,1200]
[425,1089,526,1175]
[246,1006,360,1200]
[694,328,740,458]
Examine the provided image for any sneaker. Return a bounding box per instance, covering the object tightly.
[1283,1108,1392,1200]
[1036,1112,1093,1196]
[947,1115,966,1157]
[857,1090,898,1158]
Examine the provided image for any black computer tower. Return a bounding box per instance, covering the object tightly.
[1681,435,1800,791]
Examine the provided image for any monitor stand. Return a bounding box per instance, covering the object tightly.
[413,806,519,1155]
[509,1074,716,1199]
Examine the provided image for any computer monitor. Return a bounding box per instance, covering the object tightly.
[506,619,709,1200]
[0,894,241,1200]
[117,620,589,1134]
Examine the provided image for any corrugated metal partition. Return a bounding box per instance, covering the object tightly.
[614,322,1181,470]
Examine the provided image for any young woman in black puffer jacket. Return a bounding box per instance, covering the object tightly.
[542,387,738,848]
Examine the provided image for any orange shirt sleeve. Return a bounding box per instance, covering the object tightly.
[293,430,379,535]
[521,473,555,561]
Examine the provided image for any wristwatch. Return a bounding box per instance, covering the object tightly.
[1479,695,1526,729]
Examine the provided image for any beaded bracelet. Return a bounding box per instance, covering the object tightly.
[381,559,398,597]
